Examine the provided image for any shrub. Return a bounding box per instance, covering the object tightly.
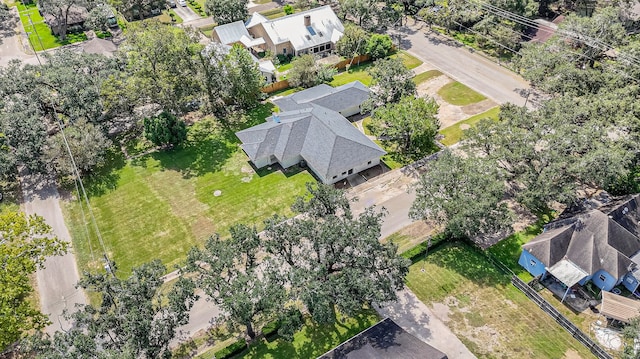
[261,319,280,339]
[283,4,294,14]
[366,33,393,60]
[214,339,247,359]
[143,112,187,147]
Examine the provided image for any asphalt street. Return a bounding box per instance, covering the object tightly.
[20,172,87,335]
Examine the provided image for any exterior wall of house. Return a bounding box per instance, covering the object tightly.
[518,250,547,278]
[247,25,276,53]
[340,105,361,118]
[578,275,591,286]
[591,269,618,291]
[278,154,303,169]
[324,157,381,184]
[623,272,640,293]
[212,31,221,43]
[275,41,293,55]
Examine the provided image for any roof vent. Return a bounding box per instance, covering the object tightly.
[305,34,311,40]
[624,207,629,214]
[318,31,323,37]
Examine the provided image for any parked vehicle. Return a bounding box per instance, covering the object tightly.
[167,0,176,8]
[178,0,186,7]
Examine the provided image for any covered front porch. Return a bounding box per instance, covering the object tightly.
[540,259,598,312]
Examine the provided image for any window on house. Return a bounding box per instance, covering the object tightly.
[529,259,536,266]
[341,171,346,175]
[627,276,635,284]
[599,274,606,281]
[283,48,287,54]
[348,169,353,175]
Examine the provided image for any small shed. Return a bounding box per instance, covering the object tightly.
[600,291,640,323]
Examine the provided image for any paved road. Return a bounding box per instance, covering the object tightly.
[20,172,87,334]
[173,5,201,23]
[376,289,477,358]
[396,19,533,108]
[0,8,36,66]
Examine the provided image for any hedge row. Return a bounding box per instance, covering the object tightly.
[214,339,247,359]
[400,233,449,263]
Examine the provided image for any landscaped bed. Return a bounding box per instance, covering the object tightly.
[63,105,315,277]
[405,240,594,358]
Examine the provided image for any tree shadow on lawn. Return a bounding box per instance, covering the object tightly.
[425,241,512,287]
[82,148,127,197]
[486,223,544,275]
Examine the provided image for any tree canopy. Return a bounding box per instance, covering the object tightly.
[364,57,416,111]
[24,260,197,359]
[143,112,187,147]
[287,54,336,88]
[0,211,67,351]
[369,95,440,161]
[205,0,248,25]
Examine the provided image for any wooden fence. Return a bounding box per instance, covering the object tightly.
[261,79,290,94]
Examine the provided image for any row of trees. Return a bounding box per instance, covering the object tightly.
[409,6,640,246]
[6,184,409,355]
[0,21,265,187]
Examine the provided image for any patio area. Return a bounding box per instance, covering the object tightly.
[539,275,599,313]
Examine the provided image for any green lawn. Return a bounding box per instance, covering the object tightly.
[16,2,86,51]
[438,107,500,146]
[241,310,379,359]
[390,51,423,70]
[276,62,293,73]
[413,70,443,86]
[330,62,373,87]
[437,81,486,106]
[63,105,315,277]
[406,241,595,358]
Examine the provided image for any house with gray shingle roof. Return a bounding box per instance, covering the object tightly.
[236,82,384,184]
[273,81,370,117]
[519,195,640,294]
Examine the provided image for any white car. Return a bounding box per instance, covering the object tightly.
[178,0,186,6]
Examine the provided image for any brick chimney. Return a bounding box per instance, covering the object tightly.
[304,15,311,26]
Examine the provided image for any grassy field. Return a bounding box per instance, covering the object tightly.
[438,107,500,146]
[361,116,372,136]
[406,241,594,358]
[16,2,86,51]
[330,62,374,87]
[390,51,423,70]
[63,105,315,277]
[437,81,486,106]
[413,70,443,85]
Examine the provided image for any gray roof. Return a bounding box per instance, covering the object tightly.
[245,5,344,51]
[83,37,117,56]
[523,210,640,279]
[236,104,385,180]
[273,81,370,114]
[319,318,448,359]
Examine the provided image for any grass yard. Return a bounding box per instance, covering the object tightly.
[330,62,374,87]
[16,2,88,51]
[63,105,315,277]
[437,81,486,106]
[233,310,379,359]
[413,70,443,85]
[361,116,372,136]
[390,51,423,70]
[406,241,594,358]
[438,107,500,146]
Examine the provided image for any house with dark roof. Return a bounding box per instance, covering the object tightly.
[519,195,640,294]
[236,104,385,184]
[244,6,344,56]
[319,318,448,359]
[273,81,370,117]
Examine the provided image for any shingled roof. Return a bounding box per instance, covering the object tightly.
[319,318,448,359]
[273,81,370,114]
[235,104,385,181]
[523,210,640,279]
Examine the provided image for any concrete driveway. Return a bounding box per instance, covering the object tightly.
[173,5,201,23]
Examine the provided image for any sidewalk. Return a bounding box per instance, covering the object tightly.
[376,288,477,359]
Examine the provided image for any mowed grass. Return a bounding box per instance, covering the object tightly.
[438,107,500,146]
[16,2,86,51]
[239,310,379,359]
[64,107,315,277]
[330,62,373,87]
[390,50,423,70]
[413,69,443,85]
[437,81,486,106]
[406,242,594,358]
